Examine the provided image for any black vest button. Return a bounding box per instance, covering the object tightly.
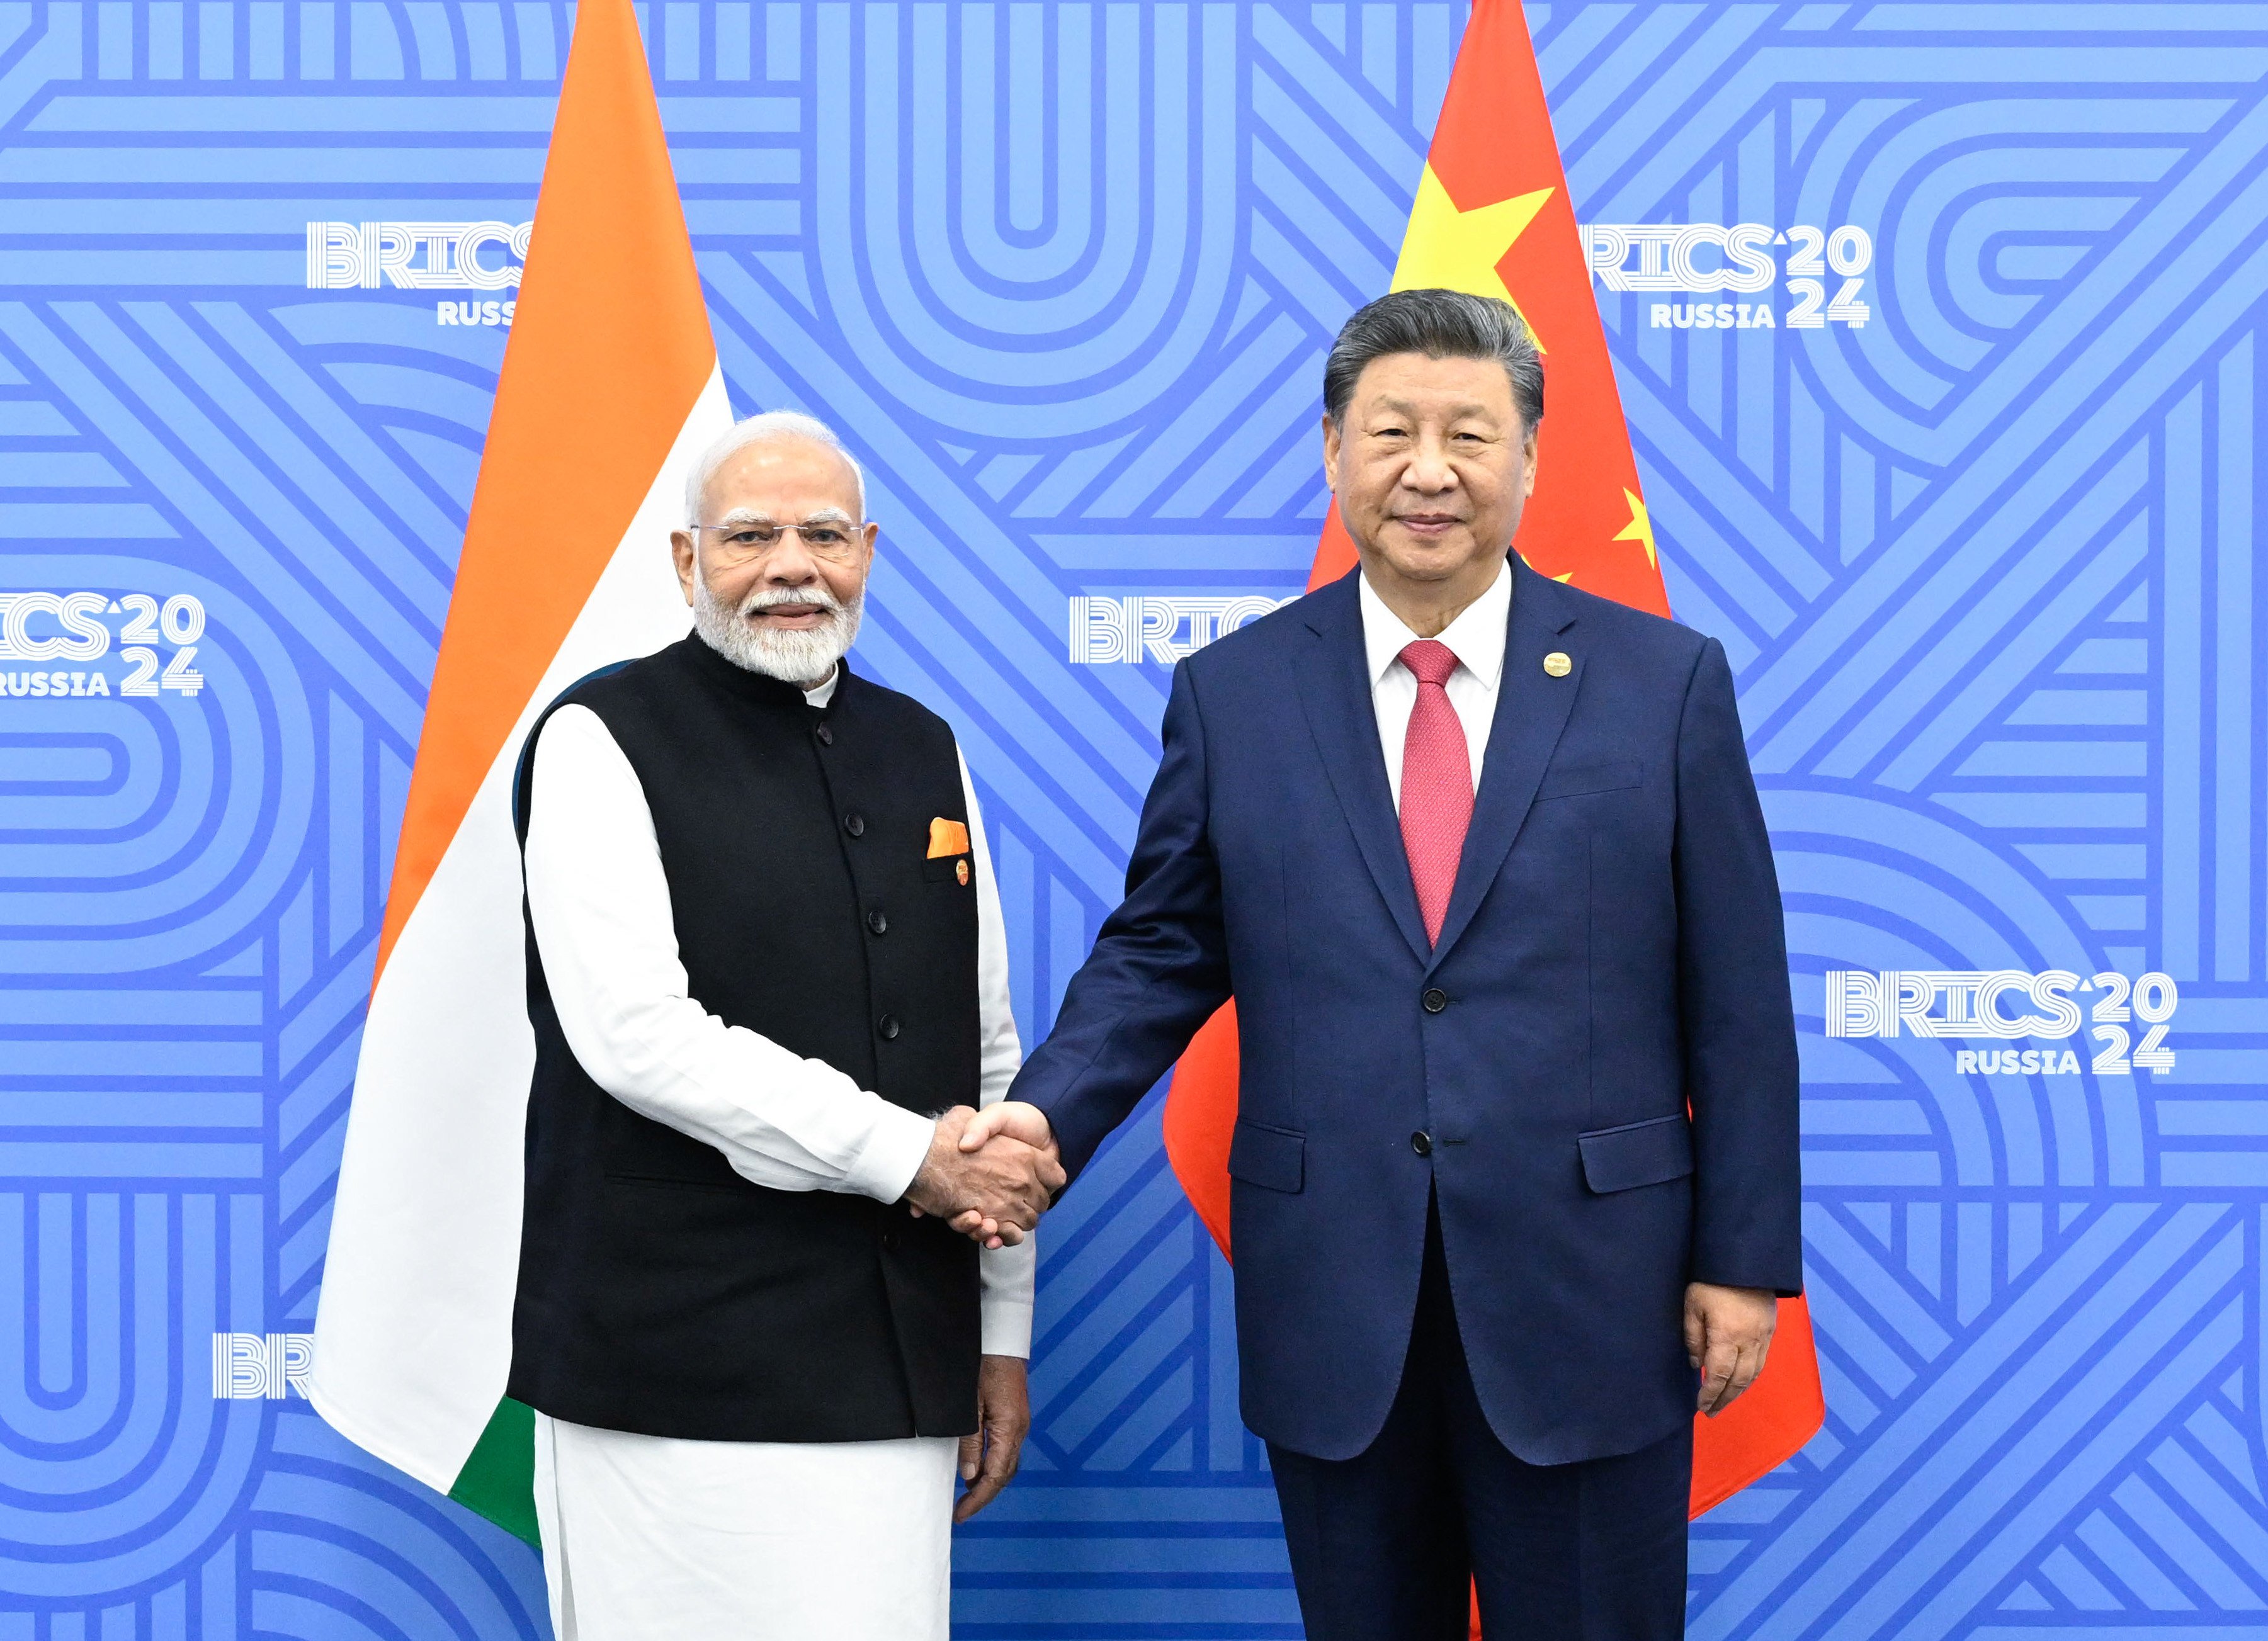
[878,1014,901,1040]
[1422,988,1448,1013]
[867,910,888,935]
[881,1226,900,1252]
[815,723,834,745]
[844,813,865,837]
[1412,1131,1433,1156]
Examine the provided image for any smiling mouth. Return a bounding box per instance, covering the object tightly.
[1393,514,1466,534]
[749,602,829,624]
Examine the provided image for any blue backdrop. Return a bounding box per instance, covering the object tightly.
[3,3,2266,1636]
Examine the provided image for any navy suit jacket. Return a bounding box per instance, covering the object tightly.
[1009,560,1802,1465]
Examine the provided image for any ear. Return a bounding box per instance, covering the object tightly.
[671,530,698,607]
[1520,425,1541,499]
[1321,413,1342,495]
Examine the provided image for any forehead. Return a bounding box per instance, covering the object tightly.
[1348,351,1517,419]
[700,437,860,516]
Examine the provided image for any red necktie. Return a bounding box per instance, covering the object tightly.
[1397,640,1473,946]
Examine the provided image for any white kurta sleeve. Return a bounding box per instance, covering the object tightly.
[963,756,1037,1359]
[522,704,937,1204]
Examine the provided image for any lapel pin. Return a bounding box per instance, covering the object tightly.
[1543,651,1572,677]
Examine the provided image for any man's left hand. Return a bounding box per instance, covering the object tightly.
[954,1355,1031,1522]
[1685,1282,1776,1416]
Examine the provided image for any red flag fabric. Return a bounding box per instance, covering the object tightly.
[1157,0,1822,1588]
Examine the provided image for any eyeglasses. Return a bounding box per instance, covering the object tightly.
[690,517,866,567]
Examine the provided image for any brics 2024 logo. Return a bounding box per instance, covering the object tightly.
[305,221,530,327]
[1069,595,1298,665]
[0,590,207,698]
[1825,969,2179,1077]
[1584,223,1873,330]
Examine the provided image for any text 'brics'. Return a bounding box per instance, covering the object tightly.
[1825,969,2177,1076]
[1069,595,1297,665]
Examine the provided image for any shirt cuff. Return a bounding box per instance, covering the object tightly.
[841,1102,936,1204]
[980,1292,1033,1358]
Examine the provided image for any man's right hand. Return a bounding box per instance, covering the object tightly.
[905,1106,1064,1247]
[943,1103,1062,1246]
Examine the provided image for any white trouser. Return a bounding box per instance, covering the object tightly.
[534,1414,956,1640]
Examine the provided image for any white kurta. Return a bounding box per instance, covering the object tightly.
[519,662,1030,1640]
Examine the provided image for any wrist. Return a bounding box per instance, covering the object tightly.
[856,1102,941,1205]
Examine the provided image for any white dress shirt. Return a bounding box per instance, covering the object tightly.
[521,663,1035,1358]
[1358,556,1512,810]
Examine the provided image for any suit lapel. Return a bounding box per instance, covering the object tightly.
[1293,573,1432,966]
[1426,559,1583,971]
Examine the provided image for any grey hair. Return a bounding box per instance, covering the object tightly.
[683,410,866,527]
[1322,288,1544,432]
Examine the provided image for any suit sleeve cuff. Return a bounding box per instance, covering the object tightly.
[1691,1256,1805,1300]
[842,1103,935,1204]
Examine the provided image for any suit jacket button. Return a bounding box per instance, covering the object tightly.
[878,1015,901,1040]
[815,723,834,746]
[1411,1131,1433,1157]
[844,812,865,837]
[882,1226,900,1252]
[867,910,888,935]
[1422,988,1448,1013]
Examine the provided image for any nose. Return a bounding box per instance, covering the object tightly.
[761,538,822,584]
[1402,432,1458,493]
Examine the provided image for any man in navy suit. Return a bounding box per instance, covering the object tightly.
[959,289,1802,1639]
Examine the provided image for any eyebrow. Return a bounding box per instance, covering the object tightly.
[710,505,858,526]
[1368,398,1502,421]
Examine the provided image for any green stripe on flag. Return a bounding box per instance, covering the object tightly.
[448,1396,540,1546]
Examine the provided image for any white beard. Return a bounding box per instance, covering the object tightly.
[693,575,863,687]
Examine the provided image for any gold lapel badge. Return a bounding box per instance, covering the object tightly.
[956,859,972,886]
[1543,651,1572,677]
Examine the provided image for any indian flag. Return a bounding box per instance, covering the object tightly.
[309,0,729,1541]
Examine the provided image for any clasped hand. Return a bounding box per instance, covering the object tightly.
[905,1103,1063,1248]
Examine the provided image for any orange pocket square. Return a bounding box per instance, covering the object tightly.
[927,818,971,859]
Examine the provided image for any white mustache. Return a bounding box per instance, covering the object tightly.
[738,585,846,618]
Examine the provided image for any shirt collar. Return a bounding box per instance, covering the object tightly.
[1358,556,1513,694]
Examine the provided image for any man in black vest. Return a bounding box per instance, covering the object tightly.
[510,410,1061,1640]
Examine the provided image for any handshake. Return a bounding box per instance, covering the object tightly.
[905,1102,1063,1248]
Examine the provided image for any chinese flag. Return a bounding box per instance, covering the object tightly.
[1158,0,1823,1619]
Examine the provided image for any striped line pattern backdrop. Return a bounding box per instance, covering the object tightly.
[0,3,2264,1637]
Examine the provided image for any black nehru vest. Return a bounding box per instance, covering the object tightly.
[506,636,983,1442]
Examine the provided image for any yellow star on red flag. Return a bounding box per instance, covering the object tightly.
[1613,488,1657,568]
[1390,164,1553,348]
